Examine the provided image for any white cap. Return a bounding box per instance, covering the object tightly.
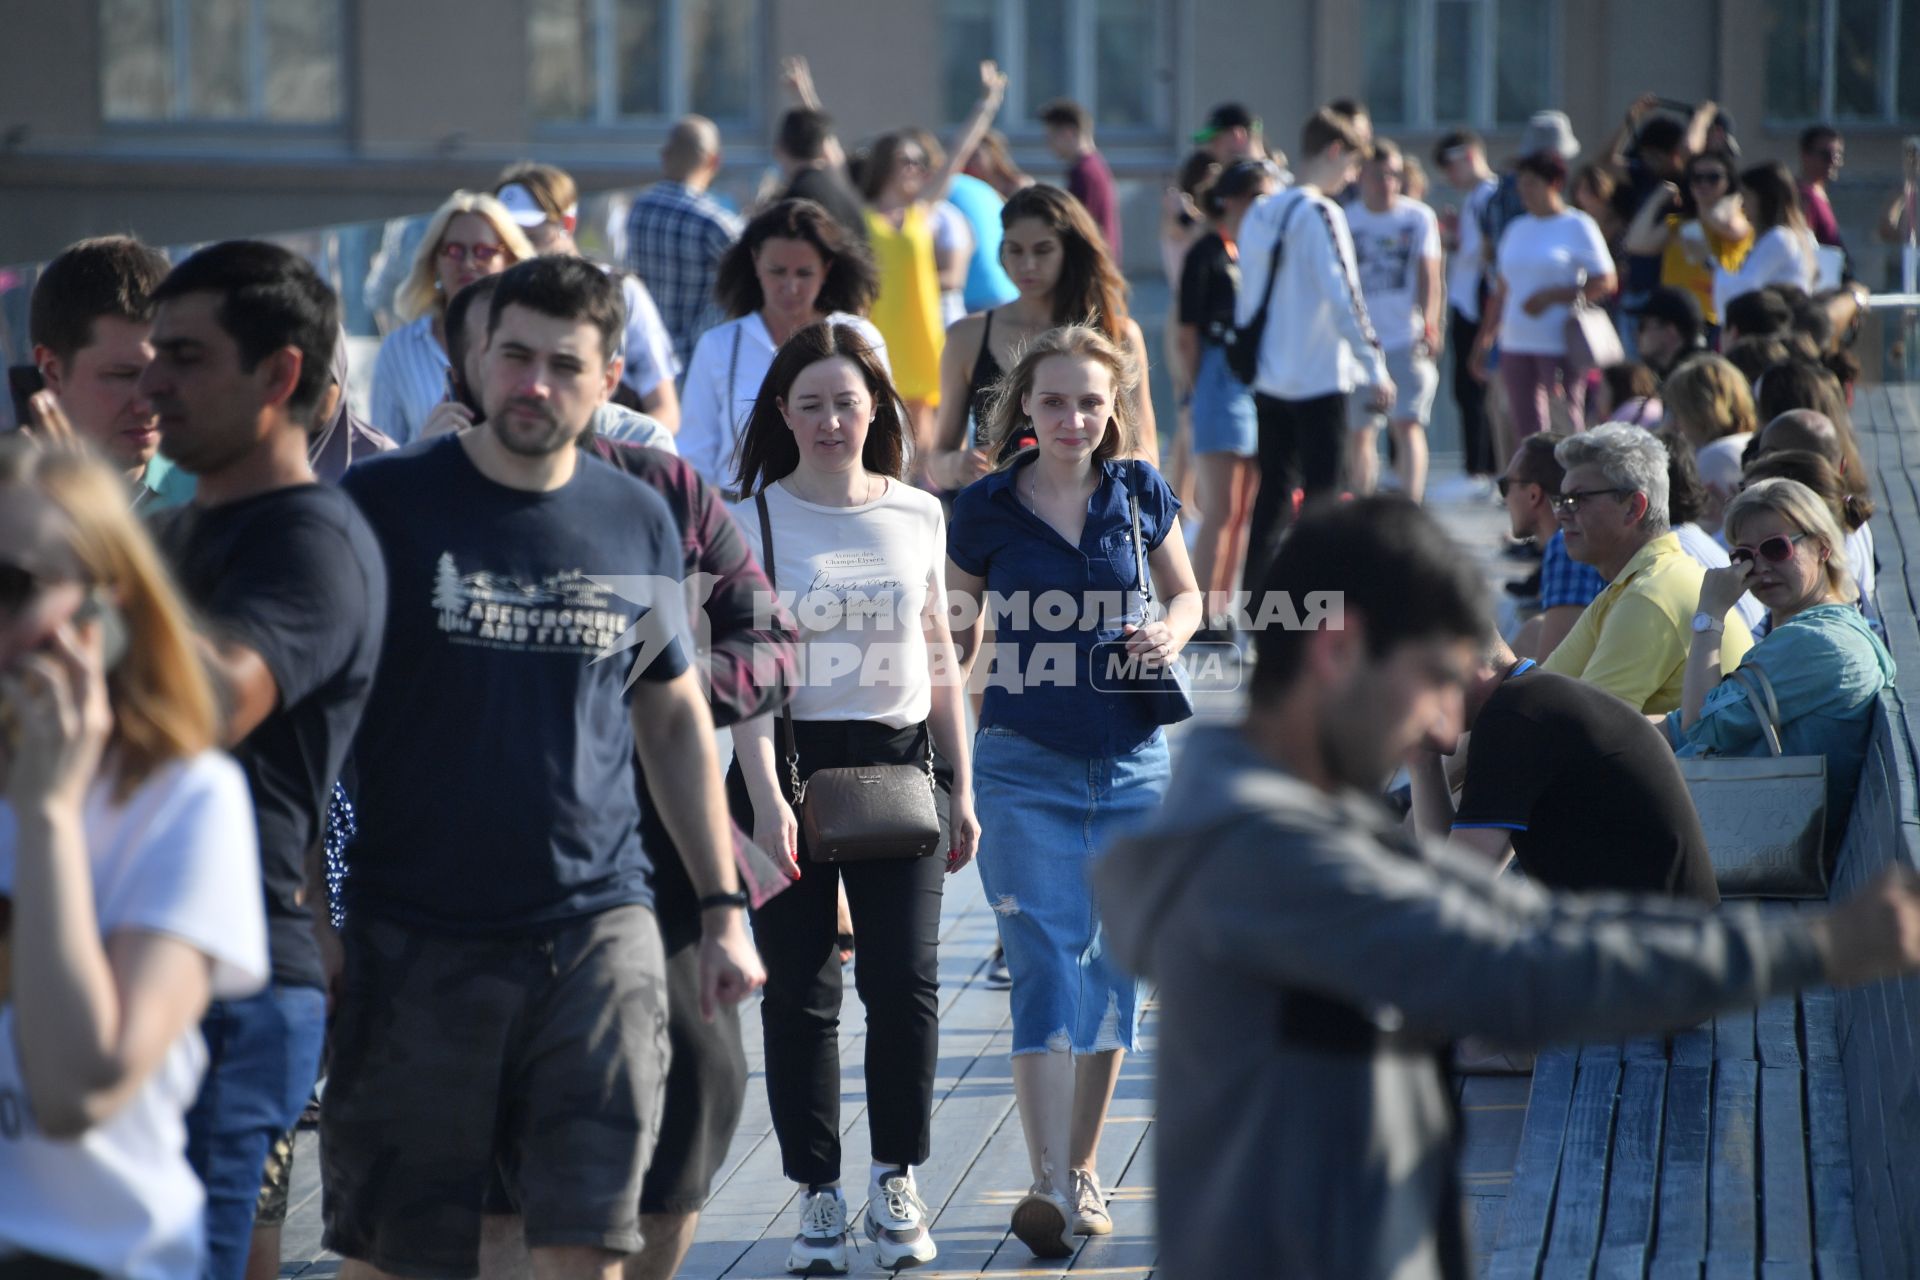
[497,182,571,229]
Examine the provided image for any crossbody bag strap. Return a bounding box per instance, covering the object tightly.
[1731,665,1786,757]
[1127,481,1154,612]
[1243,195,1299,340]
[755,490,805,801]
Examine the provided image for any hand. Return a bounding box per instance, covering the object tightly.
[779,55,816,104]
[1469,345,1492,385]
[1627,91,1660,124]
[418,399,473,441]
[0,623,112,816]
[939,448,995,491]
[1659,180,1681,207]
[946,793,980,874]
[1695,560,1754,619]
[1811,866,1920,986]
[753,792,800,875]
[697,910,766,1020]
[979,60,1008,104]
[1122,620,1175,667]
[23,390,83,453]
[1424,320,1443,356]
[1163,185,1202,225]
[1521,288,1564,318]
[1368,378,1396,414]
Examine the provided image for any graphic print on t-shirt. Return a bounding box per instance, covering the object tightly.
[1353,225,1417,296]
[797,548,910,630]
[431,551,636,653]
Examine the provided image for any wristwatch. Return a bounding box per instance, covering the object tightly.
[1690,611,1724,635]
[699,889,751,912]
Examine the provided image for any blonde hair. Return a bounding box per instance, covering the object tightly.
[1664,354,1757,449]
[0,442,218,800]
[1724,477,1857,604]
[395,191,536,324]
[981,325,1140,465]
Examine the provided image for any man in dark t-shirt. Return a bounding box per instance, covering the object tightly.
[777,108,868,242]
[1040,98,1121,256]
[1408,640,1719,903]
[139,241,387,1280]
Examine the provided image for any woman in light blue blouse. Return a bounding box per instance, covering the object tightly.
[1670,478,1896,843]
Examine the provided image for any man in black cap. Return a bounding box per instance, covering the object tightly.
[1635,285,1706,378]
[1195,102,1264,165]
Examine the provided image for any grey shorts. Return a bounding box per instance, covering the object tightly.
[321,905,669,1277]
[1350,345,1440,429]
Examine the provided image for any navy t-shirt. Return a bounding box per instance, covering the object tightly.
[152,484,386,988]
[340,436,690,932]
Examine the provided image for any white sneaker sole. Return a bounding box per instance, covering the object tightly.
[785,1242,849,1276]
[1011,1193,1075,1259]
[864,1218,937,1270]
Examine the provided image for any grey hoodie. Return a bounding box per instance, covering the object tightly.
[1094,725,1829,1280]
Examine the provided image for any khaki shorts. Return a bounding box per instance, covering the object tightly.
[1350,345,1440,429]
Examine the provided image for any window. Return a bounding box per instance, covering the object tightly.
[100,0,343,124]
[530,0,757,126]
[1363,0,1554,129]
[939,0,1172,134]
[1764,0,1920,123]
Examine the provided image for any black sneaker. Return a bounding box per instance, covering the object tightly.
[985,945,1012,990]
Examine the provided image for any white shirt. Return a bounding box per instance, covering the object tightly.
[1344,196,1443,352]
[1493,209,1615,356]
[678,313,890,490]
[1448,177,1499,322]
[618,274,681,401]
[0,753,265,1280]
[1235,189,1387,400]
[1713,225,1817,319]
[730,478,947,727]
[368,314,449,446]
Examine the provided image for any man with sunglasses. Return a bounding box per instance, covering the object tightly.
[1540,424,1751,713]
[1798,126,1846,251]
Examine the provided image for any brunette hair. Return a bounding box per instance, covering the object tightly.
[30,236,171,366]
[1740,161,1810,235]
[0,440,218,800]
[1742,448,1873,531]
[979,324,1140,465]
[1754,358,1871,506]
[495,161,578,223]
[859,131,925,204]
[714,199,879,320]
[733,321,907,494]
[999,185,1131,338]
[1656,428,1711,526]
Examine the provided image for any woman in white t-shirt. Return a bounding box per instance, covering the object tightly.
[1471,151,1618,441]
[678,199,888,490]
[1712,161,1819,320]
[0,443,266,1280]
[725,321,976,1274]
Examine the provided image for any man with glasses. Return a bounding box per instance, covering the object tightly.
[1540,423,1751,713]
[1500,433,1604,661]
[1799,126,1846,250]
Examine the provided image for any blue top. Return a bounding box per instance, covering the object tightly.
[1669,602,1897,842]
[1537,529,1606,610]
[948,455,1181,758]
[946,174,1021,313]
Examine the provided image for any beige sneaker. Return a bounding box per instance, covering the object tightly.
[1070,1168,1112,1236]
[1010,1180,1074,1258]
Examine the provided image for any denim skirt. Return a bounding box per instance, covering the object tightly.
[971,724,1171,1055]
[1190,343,1258,457]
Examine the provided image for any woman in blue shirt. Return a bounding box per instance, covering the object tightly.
[1672,477,1896,845]
[946,325,1201,1257]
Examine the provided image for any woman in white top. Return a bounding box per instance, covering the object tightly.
[0,443,266,1280]
[1470,151,1618,440]
[1713,161,1818,320]
[726,322,976,1274]
[678,199,886,490]
[368,191,534,445]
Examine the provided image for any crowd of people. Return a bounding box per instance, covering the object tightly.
[4,66,1920,1280]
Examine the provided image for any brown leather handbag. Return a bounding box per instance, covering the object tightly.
[756,491,942,862]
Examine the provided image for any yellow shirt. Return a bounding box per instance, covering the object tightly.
[1541,532,1753,714]
[865,204,944,404]
[1658,215,1753,325]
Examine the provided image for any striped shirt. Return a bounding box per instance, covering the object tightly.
[625,181,743,372]
[368,315,448,446]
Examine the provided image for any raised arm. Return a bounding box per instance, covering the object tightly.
[936,61,1010,200]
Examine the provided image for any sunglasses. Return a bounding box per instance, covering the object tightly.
[1689,171,1728,186]
[1729,532,1808,565]
[1549,487,1632,515]
[440,242,509,266]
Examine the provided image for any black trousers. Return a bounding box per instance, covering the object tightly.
[726,718,946,1186]
[1449,307,1495,477]
[1242,390,1347,595]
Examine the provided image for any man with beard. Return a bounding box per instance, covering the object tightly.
[1094,496,1920,1280]
[140,241,387,1280]
[328,256,763,1280]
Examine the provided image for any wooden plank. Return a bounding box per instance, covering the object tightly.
[1671,1025,1713,1067]
[1540,1059,1622,1279]
[1801,988,1841,1064]
[1755,998,1800,1069]
[1707,1060,1760,1269]
[1594,1060,1667,1280]
[1623,1035,1668,1062]
[1714,1008,1755,1062]
[1485,1048,1578,1280]
[1758,1066,1812,1265]
[1651,1064,1713,1267]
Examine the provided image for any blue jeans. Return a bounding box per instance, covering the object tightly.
[186,983,328,1280]
[972,725,1170,1055]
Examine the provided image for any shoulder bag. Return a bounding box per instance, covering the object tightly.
[1677,664,1829,899]
[1563,269,1625,382]
[1224,195,1305,386]
[754,491,942,862]
[1088,479,1195,726]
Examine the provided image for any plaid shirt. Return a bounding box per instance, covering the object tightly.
[625,181,742,371]
[1537,529,1607,610]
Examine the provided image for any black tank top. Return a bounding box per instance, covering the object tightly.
[966,309,1035,461]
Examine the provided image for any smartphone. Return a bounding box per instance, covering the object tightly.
[6,365,45,431]
[71,590,130,673]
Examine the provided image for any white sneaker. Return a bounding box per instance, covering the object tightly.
[1070,1168,1112,1236]
[786,1188,849,1276]
[1011,1179,1075,1259]
[863,1172,938,1269]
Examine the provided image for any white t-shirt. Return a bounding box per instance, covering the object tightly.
[1448,177,1499,322]
[1494,210,1615,356]
[678,312,890,490]
[730,478,947,727]
[1344,197,1443,351]
[1712,225,1817,320]
[0,752,265,1280]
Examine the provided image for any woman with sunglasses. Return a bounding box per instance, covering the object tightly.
[368,190,534,445]
[1670,477,1895,846]
[1621,149,1752,334]
[0,441,265,1279]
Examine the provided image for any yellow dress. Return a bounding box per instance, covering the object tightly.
[865,204,944,404]
[1659,214,1754,325]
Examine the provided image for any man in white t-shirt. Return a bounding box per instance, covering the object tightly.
[1436,130,1501,479]
[1345,140,1444,503]
[1235,106,1390,593]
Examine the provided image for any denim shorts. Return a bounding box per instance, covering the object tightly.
[1190,343,1258,457]
[972,724,1171,1055]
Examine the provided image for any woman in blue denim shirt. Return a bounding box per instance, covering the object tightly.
[946,325,1201,1257]
[1669,478,1896,845]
